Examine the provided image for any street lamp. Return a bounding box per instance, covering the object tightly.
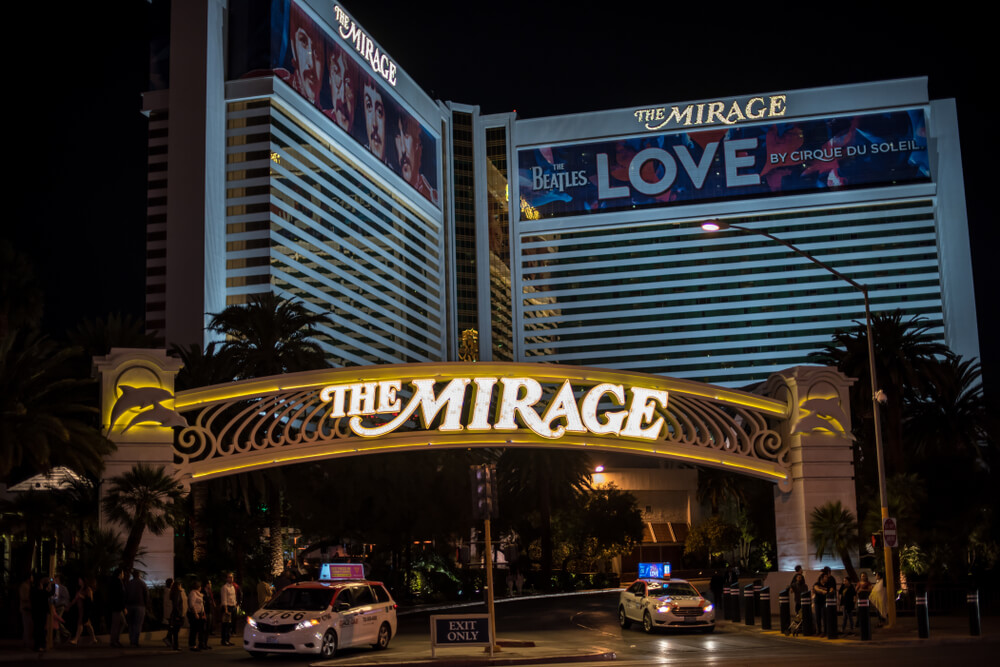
[701,219,896,628]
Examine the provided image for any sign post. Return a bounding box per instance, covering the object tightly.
[430,614,492,657]
[883,517,898,548]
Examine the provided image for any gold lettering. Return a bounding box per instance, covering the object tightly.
[769,95,787,118]
[725,100,746,124]
[694,103,705,125]
[705,101,728,125]
[744,97,766,120]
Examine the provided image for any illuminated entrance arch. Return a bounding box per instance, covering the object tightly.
[95,350,857,582]
[168,362,791,486]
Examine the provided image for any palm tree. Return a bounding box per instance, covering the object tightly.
[101,463,185,570]
[809,310,951,475]
[0,328,114,481]
[207,292,333,378]
[696,467,748,515]
[809,500,859,580]
[497,449,592,586]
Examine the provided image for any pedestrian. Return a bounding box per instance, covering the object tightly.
[203,579,217,635]
[69,579,98,645]
[108,567,127,648]
[515,569,525,596]
[506,570,515,597]
[839,576,857,633]
[125,568,149,647]
[162,578,174,647]
[256,575,274,609]
[166,580,185,650]
[790,572,808,612]
[51,574,71,643]
[274,568,292,593]
[220,572,240,646]
[812,567,834,635]
[30,574,53,652]
[188,580,209,650]
[19,572,34,649]
[870,572,888,627]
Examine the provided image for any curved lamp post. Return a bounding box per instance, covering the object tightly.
[701,219,896,628]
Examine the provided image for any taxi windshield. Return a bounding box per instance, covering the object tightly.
[647,582,698,597]
[265,588,336,611]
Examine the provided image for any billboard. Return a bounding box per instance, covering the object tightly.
[267,0,439,207]
[517,109,929,220]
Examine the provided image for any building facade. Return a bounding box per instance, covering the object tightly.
[145,0,979,386]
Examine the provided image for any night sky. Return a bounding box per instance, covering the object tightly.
[7,2,995,399]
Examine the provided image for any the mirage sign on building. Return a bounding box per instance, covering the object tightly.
[518,109,929,220]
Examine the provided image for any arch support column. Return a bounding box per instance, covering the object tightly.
[94,348,183,583]
[763,366,858,572]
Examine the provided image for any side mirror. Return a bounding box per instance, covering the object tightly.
[335,601,350,612]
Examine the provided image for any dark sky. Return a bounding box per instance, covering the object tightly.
[7,1,995,397]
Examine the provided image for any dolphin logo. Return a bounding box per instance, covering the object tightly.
[108,385,187,433]
[794,397,853,439]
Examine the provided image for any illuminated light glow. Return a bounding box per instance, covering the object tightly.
[333,5,397,86]
[412,378,470,431]
[538,380,587,439]
[633,94,788,131]
[348,382,377,416]
[494,377,546,432]
[320,385,348,418]
[376,380,401,413]
[621,387,668,439]
[701,221,722,232]
[581,383,627,436]
[467,377,497,431]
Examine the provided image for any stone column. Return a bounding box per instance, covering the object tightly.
[762,366,858,572]
[94,348,184,584]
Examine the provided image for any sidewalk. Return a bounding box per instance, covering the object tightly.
[720,612,997,647]
[0,628,230,663]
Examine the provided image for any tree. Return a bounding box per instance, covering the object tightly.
[497,449,592,585]
[809,310,951,476]
[0,329,114,481]
[685,514,740,566]
[558,483,643,573]
[696,467,748,515]
[809,500,859,581]
[207,292,333,378]
[101,463,185,570]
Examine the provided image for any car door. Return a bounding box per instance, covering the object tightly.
[332,587,361,648]
[626,582,646,620]
[350,584,381,644]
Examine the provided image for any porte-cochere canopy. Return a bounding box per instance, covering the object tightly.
[170,362,792,485]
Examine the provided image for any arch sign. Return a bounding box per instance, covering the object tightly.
[170,362,791,486]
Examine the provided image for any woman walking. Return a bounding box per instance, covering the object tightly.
[69,579,98,645]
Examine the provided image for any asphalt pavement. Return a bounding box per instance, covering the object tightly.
[1,593,995,665]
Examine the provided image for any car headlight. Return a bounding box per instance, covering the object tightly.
[246,617,257,629]
[702,603,714,613]
[656,603,677,613]
[294,618,320,631]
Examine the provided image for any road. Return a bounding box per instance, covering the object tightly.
[4,591,996,666]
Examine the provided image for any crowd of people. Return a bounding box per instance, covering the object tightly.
[18,568,266,653]
[788,565,890,635]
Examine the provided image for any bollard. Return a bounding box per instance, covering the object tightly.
[916,586,929,639]
[801,590,815,636]
[826,595,838,639]
[778,588,790,634]
[744,583,755,626]
[858,593,871,641]
[732,584,741,623]
[724,585,732,621]
[753,580,762,627]
[968,590,981,637]
[760,586,771,630]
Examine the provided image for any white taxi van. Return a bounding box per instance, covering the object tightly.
[244,572,397,658]
[618,565,715,633]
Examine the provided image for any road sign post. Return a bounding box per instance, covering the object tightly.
[883,517,898,548]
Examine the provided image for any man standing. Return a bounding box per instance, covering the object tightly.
[812,567,834,635]
[220,573,240,646]
[188,580,207,651]
[125,569,149,647]
[108,568,127,648]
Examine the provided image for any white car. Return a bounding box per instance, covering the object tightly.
[244,580,397,658]
[618,577,715,633]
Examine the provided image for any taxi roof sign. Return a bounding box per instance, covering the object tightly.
[320,562,366,580]
[638,562,671,579]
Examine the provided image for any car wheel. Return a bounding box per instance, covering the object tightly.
[618,606,631,629]
[373,622,391,650]
[643,611,654,634]
[320,629,337,658]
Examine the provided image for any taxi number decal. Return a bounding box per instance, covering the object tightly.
[280,612,291,619]
[293,613,305,621]
[258,612,270,619]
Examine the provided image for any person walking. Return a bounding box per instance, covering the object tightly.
[108,567,127,648]
[870,572,888,627]
[839,576,857,634]
[188,580,208,651]
[19,573,34,649]
[220,573,240,646]
[166,580,185,650]
[51,575,71,643]
[69,579,98,645]
[256,576,274,609]
[125,569,149,647]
